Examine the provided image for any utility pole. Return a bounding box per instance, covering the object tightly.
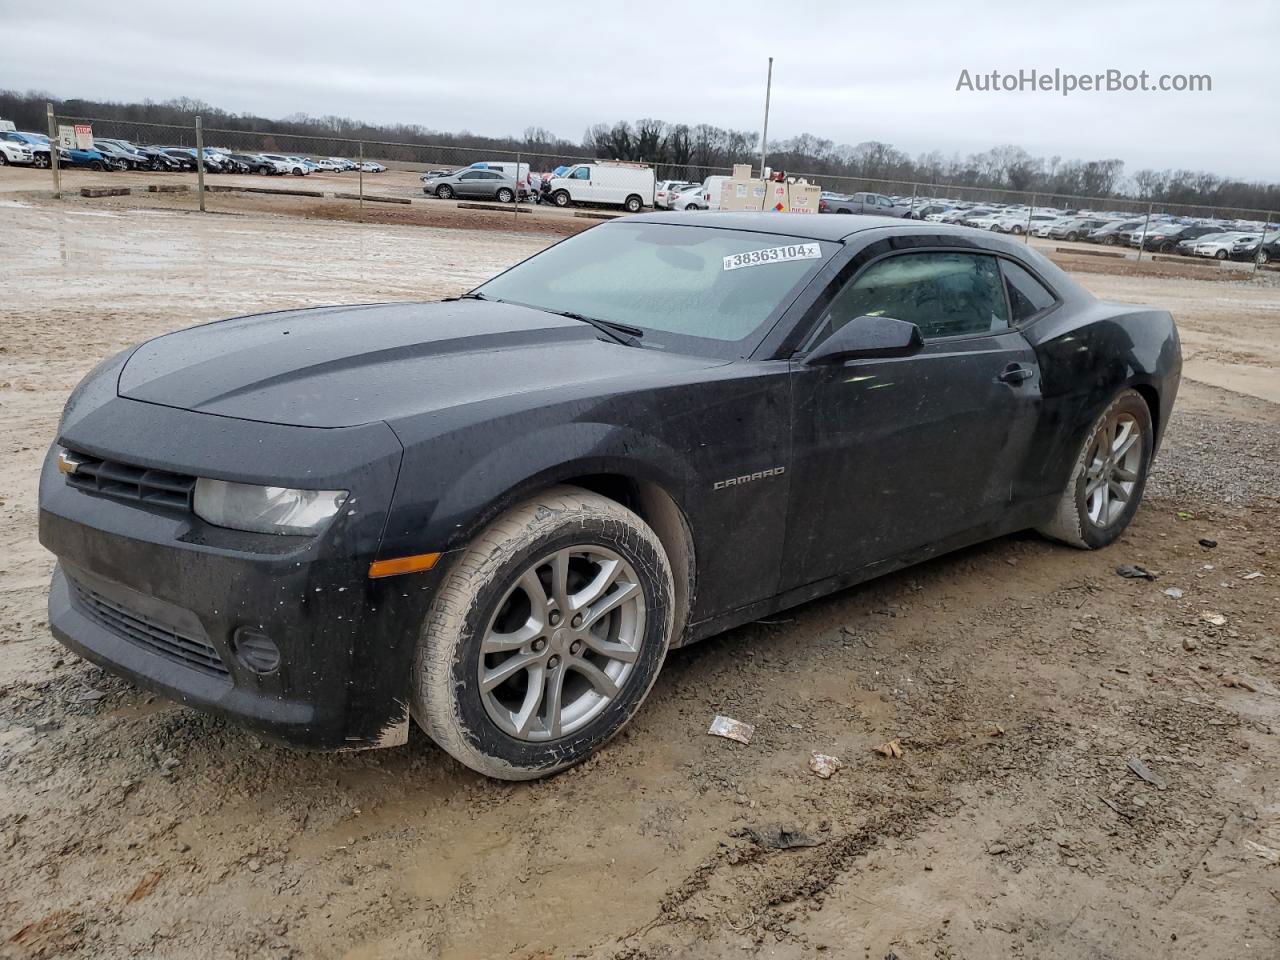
[194,116,206,212]
[759,57,773,179]
[46,102,61,196]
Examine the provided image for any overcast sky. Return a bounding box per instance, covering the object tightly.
[2,0,1275,182]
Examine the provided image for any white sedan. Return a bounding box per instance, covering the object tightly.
[670,184,706,211]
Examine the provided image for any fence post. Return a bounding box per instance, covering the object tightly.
[515,149,522,223]
[1135,202,1153,262]
[194,116,206,212]
[358,141,364,217]
[45,102,61,197]
[909,182,917,219]
[1024,195,1035,243]
[1258,217,1272,272]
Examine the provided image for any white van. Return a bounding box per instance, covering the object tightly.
[546,161,655,213]
[700,175,731,210]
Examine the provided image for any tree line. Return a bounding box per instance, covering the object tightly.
[2,89,1275,214]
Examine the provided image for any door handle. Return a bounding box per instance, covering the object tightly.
[997,363,1034,385]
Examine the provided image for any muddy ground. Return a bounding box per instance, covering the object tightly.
[0,197,1277,960]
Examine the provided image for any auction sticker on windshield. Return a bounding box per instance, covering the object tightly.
[723,243,822,271]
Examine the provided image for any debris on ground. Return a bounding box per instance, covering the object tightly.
[1242,571,1264,580]
[708,715,755,745]
[126,870,165,903]
[1202,612,1228,626]
[987,842,1010,855]
[987,724,1005,737]
[808,752,843,779]
[1126,757,1168,790]
[1222,675,1258,692]
[1199,538,1218,548]
[736,824,824,850]
[873,738,904,759]
[1116,564,1157,580]
[1183,637,1199,651]
[1165,587,1185,598]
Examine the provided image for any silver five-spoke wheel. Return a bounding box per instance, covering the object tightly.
[1084,412,1141,527]
[479,546,646,741]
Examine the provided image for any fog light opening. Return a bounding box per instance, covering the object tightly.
[232,627,281,675]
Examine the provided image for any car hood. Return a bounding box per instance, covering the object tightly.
[117,300,718,428]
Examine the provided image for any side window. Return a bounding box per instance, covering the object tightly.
[572,167,591,180]
[1001,260,1056,322]
[819,252,1010,342]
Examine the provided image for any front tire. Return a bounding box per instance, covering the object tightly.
[415,486,674,780]
[552,190,571,208]
[1038,389,1154,550]
[436,184,454,199]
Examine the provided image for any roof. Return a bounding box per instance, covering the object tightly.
[625,210,978,242]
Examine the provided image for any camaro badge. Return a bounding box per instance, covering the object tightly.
[714,467,785,491]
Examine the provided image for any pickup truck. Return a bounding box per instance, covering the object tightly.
[819,191,910,217]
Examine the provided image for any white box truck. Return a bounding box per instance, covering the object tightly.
[546,161,655,213]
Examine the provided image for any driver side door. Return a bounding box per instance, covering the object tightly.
[781,247,1043,591]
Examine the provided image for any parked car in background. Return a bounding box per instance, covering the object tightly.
[259,154,308,176]
[4,131,52,167]
[1230,230,1280,263]
[655,180,696,209]
[359,161,386,173]
[910,203,952,220]
[0,133,36,165]
[422,168,521,202]
[670,183,706,211]
[820,192,909,217]
[57,146,113,171]
[1193,232,1260,260]
[545,161,655,213]
[91,141,149,171]
[420,168,453,182]
[1139,224,1221,253]
[1047,217,1115,242]
[1086,220,1144,244]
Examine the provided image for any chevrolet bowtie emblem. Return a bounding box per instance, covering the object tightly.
[57,450,84,476]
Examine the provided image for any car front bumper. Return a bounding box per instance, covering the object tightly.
[38,396,435,750]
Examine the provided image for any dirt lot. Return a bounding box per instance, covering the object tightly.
[0,197,1277,960]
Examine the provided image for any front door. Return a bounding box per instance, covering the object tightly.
[782,248,1042,589]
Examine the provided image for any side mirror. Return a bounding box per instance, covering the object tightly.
[803,315,924,366]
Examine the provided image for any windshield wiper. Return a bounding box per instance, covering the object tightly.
[542,309,644,347]
[444,291,493,302]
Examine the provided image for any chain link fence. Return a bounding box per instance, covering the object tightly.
[30,107,1277,269]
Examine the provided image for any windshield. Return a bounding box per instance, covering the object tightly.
[475,222,834,358]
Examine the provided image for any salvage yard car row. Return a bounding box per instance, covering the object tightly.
[0,130,388,175]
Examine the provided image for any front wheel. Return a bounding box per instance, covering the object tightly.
[1214,249,1228,260]
[414,486,674,780]
[1038,389,1153,550]
[435,184,454,199]
[552,190,571,208]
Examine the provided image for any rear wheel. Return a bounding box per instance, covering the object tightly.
[415,486,674,780]
[624,194,643,213]
[496,187,514,203]
[1260,249,1271,265]
[1038,389,1153,550]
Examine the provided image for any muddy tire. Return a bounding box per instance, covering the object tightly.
[1038,389,1154,550]
[414,486,674,780]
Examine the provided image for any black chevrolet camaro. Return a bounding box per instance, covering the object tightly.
[39,213,1181,779]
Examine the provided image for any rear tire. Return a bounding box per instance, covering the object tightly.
[496,187,514,203]
[624,194,643,213]
[415,486,674,780]
[1038,389,1154,550]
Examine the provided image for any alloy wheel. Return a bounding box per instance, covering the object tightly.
[479,546,646,742]
[1084,412,1142,528]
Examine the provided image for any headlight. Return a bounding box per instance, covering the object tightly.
[193,479,348,535]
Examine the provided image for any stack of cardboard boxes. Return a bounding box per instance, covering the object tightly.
[717,164,821,215]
